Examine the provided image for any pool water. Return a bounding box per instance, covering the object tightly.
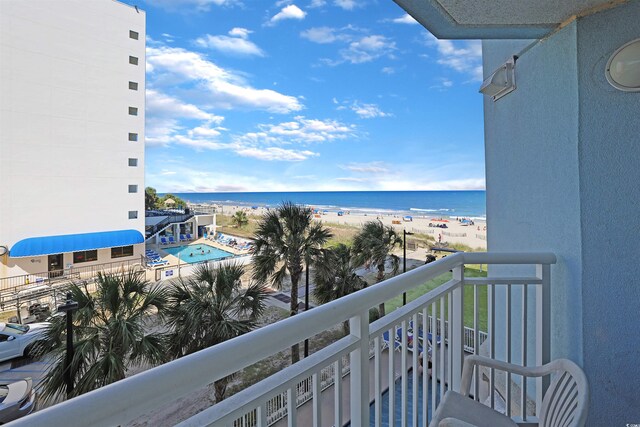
[163,244,234,264]
[347,373,438,426]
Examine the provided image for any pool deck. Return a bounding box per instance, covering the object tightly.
[272,345,450,427]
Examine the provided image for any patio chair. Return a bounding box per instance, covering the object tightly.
[168,236,177,244]
[381,330,401,351]
[429,355,589,427]
[179,234,188,242]
[395,327,424,353]
[186,233,193,240]
[160,237,168,245]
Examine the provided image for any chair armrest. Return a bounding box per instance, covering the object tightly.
[460,355,555,396]
[439,417,479,427]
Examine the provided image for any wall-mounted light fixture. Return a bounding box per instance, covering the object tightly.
[606,38,640,92]
[479,56,517,101]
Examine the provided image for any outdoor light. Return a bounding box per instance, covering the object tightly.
[606,38,640,92]
[479,56,517,101]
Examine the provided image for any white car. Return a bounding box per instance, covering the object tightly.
[0,378,36,423]
[0,323,49,362]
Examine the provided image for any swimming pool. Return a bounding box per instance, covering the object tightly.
[347,373,436,426]
[163,244,235,264]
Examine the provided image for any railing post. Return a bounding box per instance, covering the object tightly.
[349,310,370,427]
[451,264,464,392]
[536,263,551,411]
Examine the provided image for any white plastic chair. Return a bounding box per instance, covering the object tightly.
[430,355,589,427]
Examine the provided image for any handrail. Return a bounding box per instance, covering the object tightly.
[11,252,555,427]
[145,213,195,240]
[0,259,142,292]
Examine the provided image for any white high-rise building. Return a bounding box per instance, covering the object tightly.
[0,0,146,280]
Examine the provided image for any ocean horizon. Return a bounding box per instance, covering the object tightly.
[167,190,487,220]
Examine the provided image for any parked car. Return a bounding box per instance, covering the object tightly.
[0,378,36,423]
[0,322,49,362]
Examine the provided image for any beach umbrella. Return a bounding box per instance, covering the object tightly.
[164,198,176,206]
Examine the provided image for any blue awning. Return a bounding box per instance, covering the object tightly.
[10,230,144,258]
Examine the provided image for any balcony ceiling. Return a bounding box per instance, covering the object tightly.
[393,0,616,39]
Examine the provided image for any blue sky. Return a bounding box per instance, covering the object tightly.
[134,0,485,193]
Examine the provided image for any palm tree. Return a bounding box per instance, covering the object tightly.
[165,262,268,402]
[313,244,367,334]
[231,210,249,228]
[33,270,168,402]
[351,220,403,316]
[251,201,332,364]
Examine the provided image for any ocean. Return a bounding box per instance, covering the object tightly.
[170,191,486,220]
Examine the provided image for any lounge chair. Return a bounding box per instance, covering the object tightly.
[381,330,401,352]
[186,233,193,240]
[160,237,168,245]
[429,356,589,427]
[179,234,188,242]
[168,236,176,244]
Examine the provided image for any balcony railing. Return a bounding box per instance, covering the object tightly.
[13,252,555,427]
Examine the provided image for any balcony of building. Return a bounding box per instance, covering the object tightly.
[13,251,558,426]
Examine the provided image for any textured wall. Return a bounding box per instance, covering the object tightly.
[483,2,640,424]
[576,2,640,424]
[483,25,584,367]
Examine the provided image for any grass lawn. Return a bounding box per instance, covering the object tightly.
[385,267,488,331]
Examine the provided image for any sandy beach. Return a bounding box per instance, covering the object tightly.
[215,204,487,250]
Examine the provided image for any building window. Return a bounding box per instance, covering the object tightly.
[129,210,138,219]
[129,184,138,193]
[128,107,138,116]
[128,158,138,167]
[73,250,98,264]
[111,245,134,258]
[129,81,138,91]
[129,30,139,40]
[128,133,138,141]
[129,56,138,65]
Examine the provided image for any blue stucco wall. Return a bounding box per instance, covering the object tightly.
[483,2,640,424]
[576,3,640,425]
[484,24,583,366]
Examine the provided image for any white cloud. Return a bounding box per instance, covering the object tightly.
[229,27,251,39]
[341,162,390,174]
[235,147,318,161]
[240,116,356,145]
[424,33,483,81]
[147,46,303,113]
[378,178,486,191]
[301,27,342,44]
[430,77,454,91]
[147,0,241,12]
[339,35,396,64]
[336,177,368,182]
[309,0,326,7]
[146,89,223,122]
[350,102,391,119]
[145,89,225,146]
[334,0,359,10]
[268,4,306,25]
[381,66,395,74]
[392,14,418,25]
[194,30,264,57]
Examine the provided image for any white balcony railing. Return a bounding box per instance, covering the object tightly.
[12,252,555,427]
